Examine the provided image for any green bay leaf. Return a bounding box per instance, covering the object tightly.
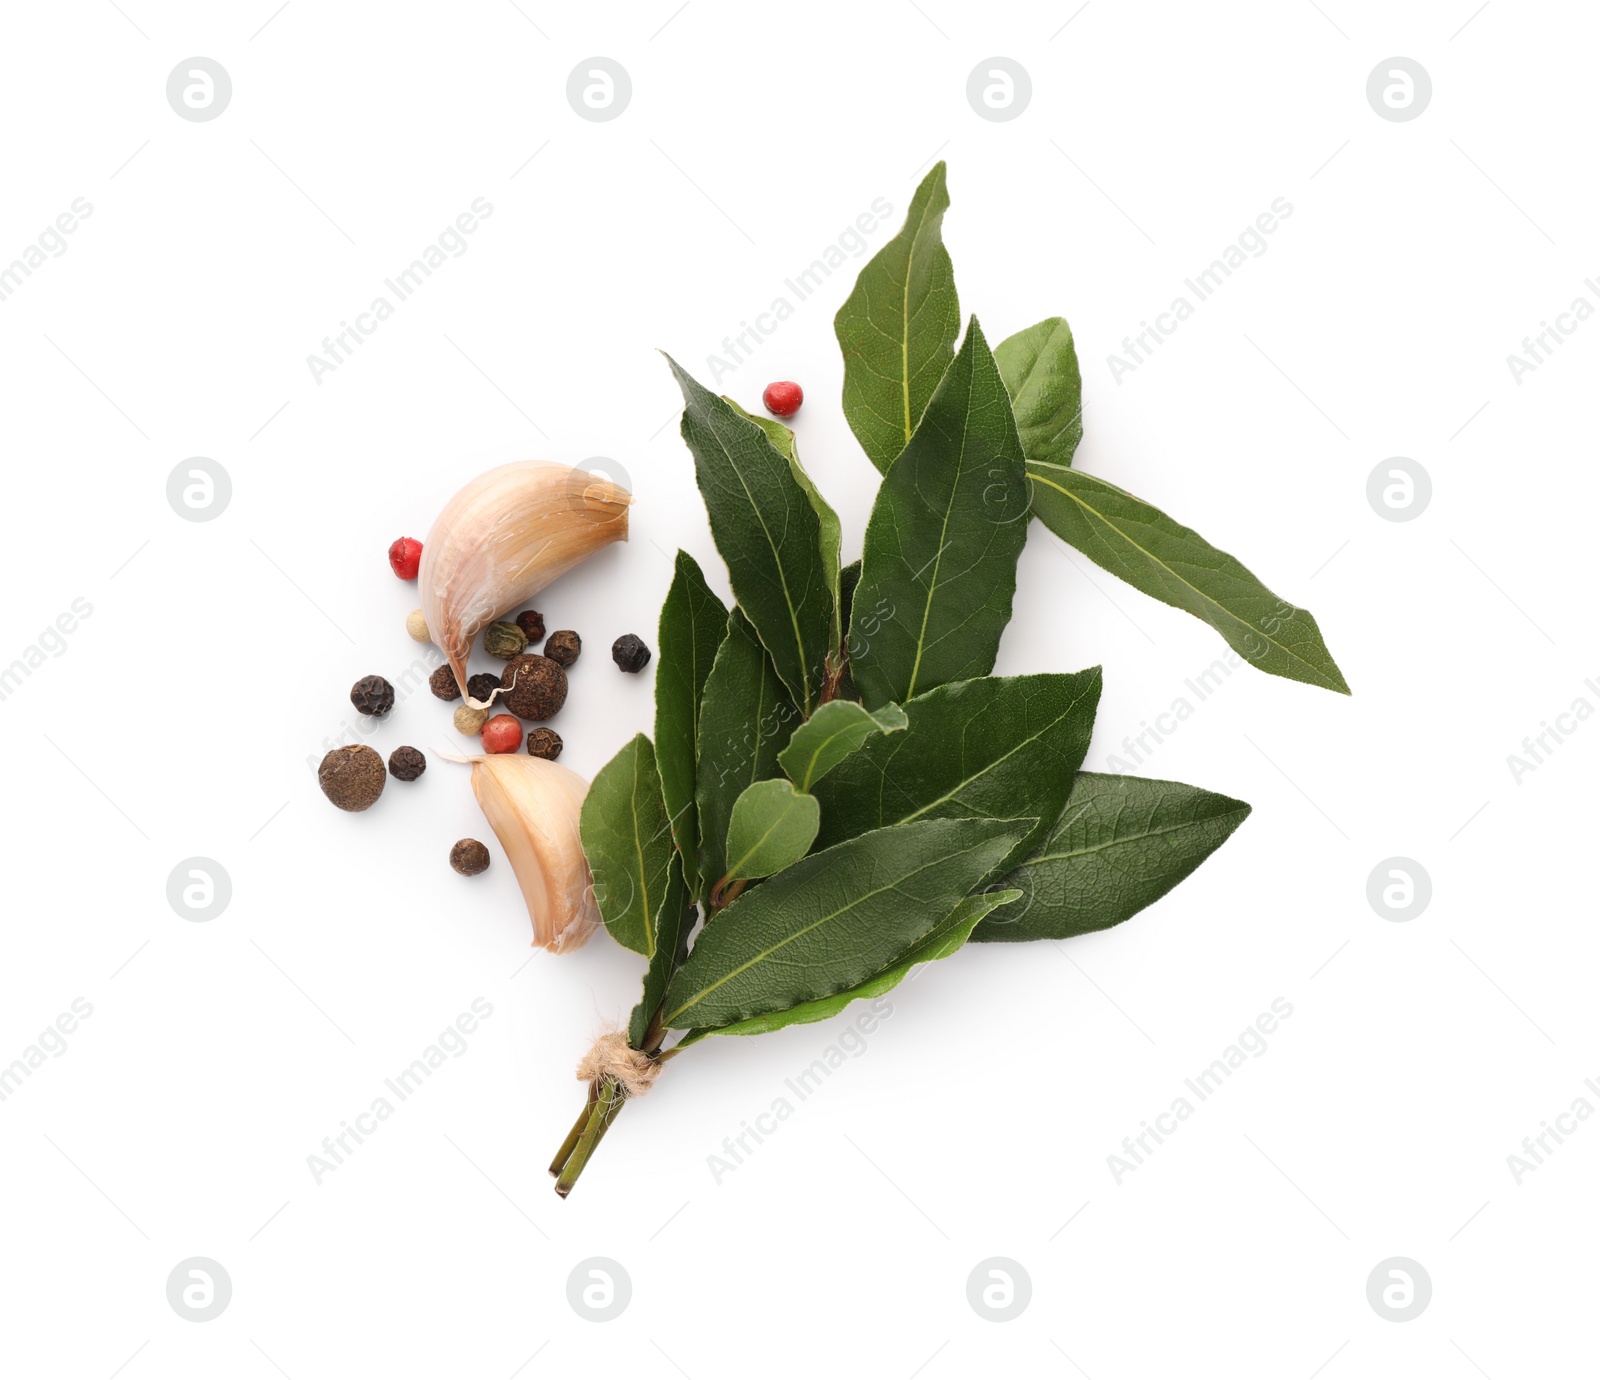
[725,397,844,655]
[654,550,729,892]
[974,773,1251,942]
[723,778,820,881]
[666,355,833,714]
[835,161,960,473]
[777,699,908,791]
[996,316,1083,468]
[578,733,674,957]
[836,557,863,703]
[1029,464,1350,694]
[661,816,1033,1031]
[629,852,695,1048]
[694,610,800,902]
[810,669,1102,877]
[696,888,1021,1040]
[850,317,1031,709]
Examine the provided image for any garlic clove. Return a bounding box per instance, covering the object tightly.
[467,753,601,953]
[420,461,630,705]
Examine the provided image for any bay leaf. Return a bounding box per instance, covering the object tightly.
[693,888,1021,1040]
[666,355,833,714]
[810,669,1102,875]
[840,557,862,628]
[835,161,960,473]
[1028,463,1350,694]
[694,610,800,902]
[723,778,820,881]
[654,550,729,891]
[777,699,908,791]
[661,816,1034,1031]
[725,397,844,654]
[628,852,695,1048]
[836,557,862,703]
[578,733,674,957]
[974,772,1251,942]
[850,316,1031,709]
[995,316,1083,468]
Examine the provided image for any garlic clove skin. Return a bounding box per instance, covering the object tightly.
[420,461,631,705]
[468,753,601,954]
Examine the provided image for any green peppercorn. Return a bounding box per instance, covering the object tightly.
[483,621,528,659]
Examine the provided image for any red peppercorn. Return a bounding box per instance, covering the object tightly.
[762,381,803,418]
[388,536,423,580]
[480,714,523,754]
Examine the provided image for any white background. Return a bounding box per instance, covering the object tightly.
[0,1,1593,1375]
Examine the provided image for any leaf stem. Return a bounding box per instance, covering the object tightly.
[820,654,843,706]
[553,1078,625,1198]
[548,1084,599,1178]
[709,875,748,911]
[642,1008,667,1055]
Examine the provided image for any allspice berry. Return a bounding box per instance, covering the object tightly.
[450,839,491,876]
[545,629,581,667]
[499,653,568,721]
[514,609,546,644]
[405,609,430,642]
[612,633,651,673]
[483,620,528,659]
[318,745,386,812]
[526,727,563,760]
[350,674,395,716]
[429,663,461,701]
[389,746,426,781]
[454,704,489,735]
[466,673,501,704]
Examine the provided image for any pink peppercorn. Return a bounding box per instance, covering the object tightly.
[762,381,803,418]
[480,714,523,754]
[388,537,423,580]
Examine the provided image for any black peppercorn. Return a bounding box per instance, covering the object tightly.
[350,674,395,716]
[318,745,386,812]
[514,609,546,644]
[466,673,501,704]
[389,746,426,781]
[611,633,652,673]
[450,838,491,876]
[429,663,461,701]
[500,654,568,721]
[545,629,581,667]
[526,727,564,760]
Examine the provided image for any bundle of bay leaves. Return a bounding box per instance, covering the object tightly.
[551,163,1348,1195]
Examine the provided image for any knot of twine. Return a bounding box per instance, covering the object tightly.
[576,1030,661,1099]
